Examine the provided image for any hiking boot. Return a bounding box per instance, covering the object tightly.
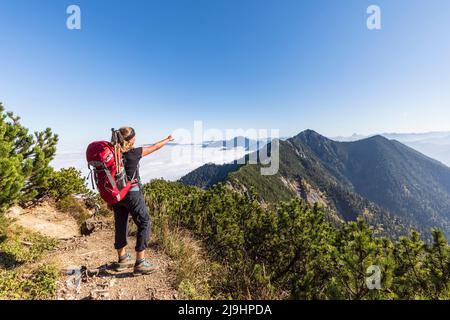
[133,259,156,276]
[113,253,134,272]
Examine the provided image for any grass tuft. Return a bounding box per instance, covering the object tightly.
[0,216,59,300]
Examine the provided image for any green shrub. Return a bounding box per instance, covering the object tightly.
[0,102,58,211]
[46,167,89,201]
[143,179,450,300]
[0,216,58,300]
[56,196,91,226]
[0,218,57,270]
[0,264,58,300]
[152,226,225,300]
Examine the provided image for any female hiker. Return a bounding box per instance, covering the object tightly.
[111,127,173,275]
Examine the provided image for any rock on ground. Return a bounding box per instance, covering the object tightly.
[5,204,80,240]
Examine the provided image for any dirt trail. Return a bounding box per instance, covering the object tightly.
[48,229,179,300]
[6,204,179,300]
[6,204,79,239]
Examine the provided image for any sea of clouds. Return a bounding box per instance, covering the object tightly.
[51,144,247,183]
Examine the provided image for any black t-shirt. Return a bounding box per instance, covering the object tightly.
[123,147,142,185]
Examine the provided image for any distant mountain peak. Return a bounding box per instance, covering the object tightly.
[291,130,335,149]
[300,129,321,136]
[295,129,329,141]
[363,134,389,142]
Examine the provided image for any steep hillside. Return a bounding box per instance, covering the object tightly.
[293,130,450,235]
[334,131,450,167]
[143,179,450,300]
[3,181,450,300]
[179,163,241,189]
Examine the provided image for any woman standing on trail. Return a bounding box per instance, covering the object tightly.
[111,127,173,275]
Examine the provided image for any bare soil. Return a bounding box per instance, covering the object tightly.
[6,204,179,300]
[6,204,80,240]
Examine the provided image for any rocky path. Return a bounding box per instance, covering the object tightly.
[7,203,179,300]
[47,229,179,300]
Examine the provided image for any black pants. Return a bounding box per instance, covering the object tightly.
[112,191,150,252]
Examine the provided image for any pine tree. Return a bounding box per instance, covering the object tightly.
[271,200,336,299]
[331,219,394,299]
[393,230,429,299]
[142,179,450,300]
[20,128,58,203]
[0,103,58,211]
[424,229,450,298]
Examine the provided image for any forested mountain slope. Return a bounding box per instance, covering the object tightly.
[181,130,450,237]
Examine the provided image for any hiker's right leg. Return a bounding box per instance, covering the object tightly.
[112,203,129,255]
[111,203,135,271]
[128,191,155,275]
[128,191,150,254]
[136,250,145,261]
[117,247,126,257]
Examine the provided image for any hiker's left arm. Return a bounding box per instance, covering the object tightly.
[142,135,174,157]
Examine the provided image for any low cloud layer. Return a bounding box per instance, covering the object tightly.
[52,145,247,183]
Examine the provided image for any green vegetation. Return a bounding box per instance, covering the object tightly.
[0,216,58,299]
[229,164,296,204]
[56,196,91,226]
[179,163,241,189]
[144,180,224,299]
[156,227,225,299]
[0,264,59,300]
[1,102,92,214]
[1,102,449,300]
[0,102,58,212]
[48,167,109,225]
[0,219,57,269]
[0,103,98,300]
[144,179,450,300]
[292,130,450,237]
[46,167,89,201]
[181,130,450,238]
[46,167,97,225]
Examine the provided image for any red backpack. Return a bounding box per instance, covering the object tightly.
[86,141,132,204]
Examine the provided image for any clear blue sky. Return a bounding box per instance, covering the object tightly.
[1,0,449,148]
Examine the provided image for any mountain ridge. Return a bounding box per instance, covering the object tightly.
[180,129,450,237]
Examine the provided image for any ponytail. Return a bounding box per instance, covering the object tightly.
[111,127,135,153]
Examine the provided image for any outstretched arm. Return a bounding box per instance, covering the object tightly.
[142,135,174,157]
